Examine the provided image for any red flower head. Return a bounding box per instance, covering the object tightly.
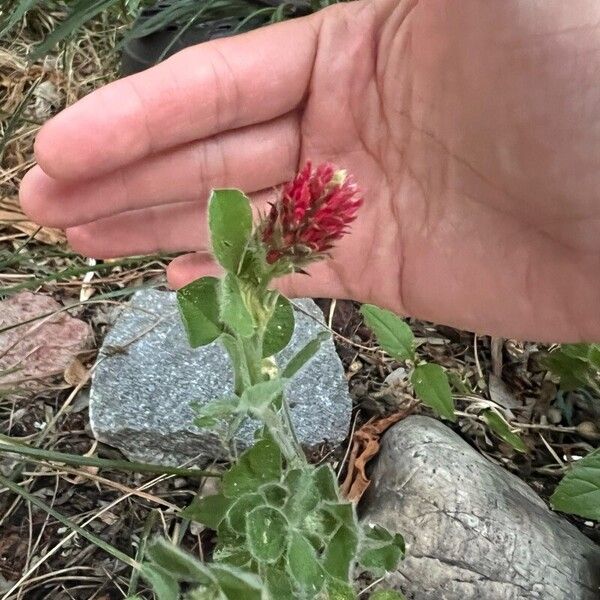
[260,162,363,267]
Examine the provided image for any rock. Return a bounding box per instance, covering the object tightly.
[31,80,60,120]
[0,292,92,394]
[90,290,351,465]
[361,416,600,600]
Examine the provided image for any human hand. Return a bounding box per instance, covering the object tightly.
[20,0,600,341]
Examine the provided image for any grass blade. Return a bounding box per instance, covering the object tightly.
[0,473,140,569]
[0,76,42,162]
[29,0,120,59]
[0,0,41,38]
[0,436,221,478]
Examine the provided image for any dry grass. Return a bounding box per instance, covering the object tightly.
[0,6,598,600]
[0,8,182,599]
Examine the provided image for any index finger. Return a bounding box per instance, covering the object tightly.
[34,13,322,181]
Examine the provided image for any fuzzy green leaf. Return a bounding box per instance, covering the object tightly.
[181,494,231,530]
[222,438,282,498]
[286,532,326,594]
[482,409,527,453]
[177,276,222,348]
[264,566,296,599]
[282,331,330,379]
[263,295,295,358]
[359,524,405,573]
[322,525,358,580]
[211,545,253,570]
[260,482,288,507]
[193,397,238,428]
[551,449,600,520]
[313,464,339,502]
[360,304,415,361]
[145,538,210,584]
[239,380,286,417]
[140,564,180,600]
[411,363,456,422]
[227,493,264,533]
[326,579,357,600]
[246,506,289,563]
[284,469,321,524]
[220,273,254,337]
[209,564,264,600]
[323,502,358,530]
[208,189,253,274]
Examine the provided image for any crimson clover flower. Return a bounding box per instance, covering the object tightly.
[260,162,363,269]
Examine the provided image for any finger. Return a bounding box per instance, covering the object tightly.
[166,253,222,289]
[34,14,322,181]
[21,113,299,228]
[66,190,275,259]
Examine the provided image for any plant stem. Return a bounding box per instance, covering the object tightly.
[280,395,305,462]
[235,330,306,467]
[241,335,264,385]
[261,408,305,468]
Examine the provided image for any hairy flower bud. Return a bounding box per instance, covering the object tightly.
[260,162,363,269]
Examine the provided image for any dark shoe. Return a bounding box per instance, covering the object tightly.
[120,0,311,76]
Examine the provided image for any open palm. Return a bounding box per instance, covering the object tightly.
[20,0,600,341]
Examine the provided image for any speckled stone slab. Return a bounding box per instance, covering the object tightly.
[90,290,351,465]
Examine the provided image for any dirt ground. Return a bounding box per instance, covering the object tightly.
[1,6,598,599]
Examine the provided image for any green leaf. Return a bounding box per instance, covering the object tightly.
[322,525,358,580]
[482,409,527,453]
[588,345,600,369]
[282,331,330,379]
[145,538,211,583]
[551,449,600,520]
[239,380,286,417]
[411,363,456,422]
[544,346,597,391]
[227,493,264,533]
[209,563,264,600]
[360,304,415,361]
[370,591,406,600]
[313,464,339,502]
[283,469,321,524]
[263,295,295,358]
[561,344,593,361]
[246,506,289,563]
[193,397,238,428]
[286,532,326,594]
[222,438,282,498]
[177,276,222,348]
[181,494,231,530]
[140,564,180,600]
[219,273,255,337]
[259,482,288,507]
[264,566,296,600]
[359,524,405,573]
[208,189,253,274]
[323,502,358,531]
[326,579,357,600]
